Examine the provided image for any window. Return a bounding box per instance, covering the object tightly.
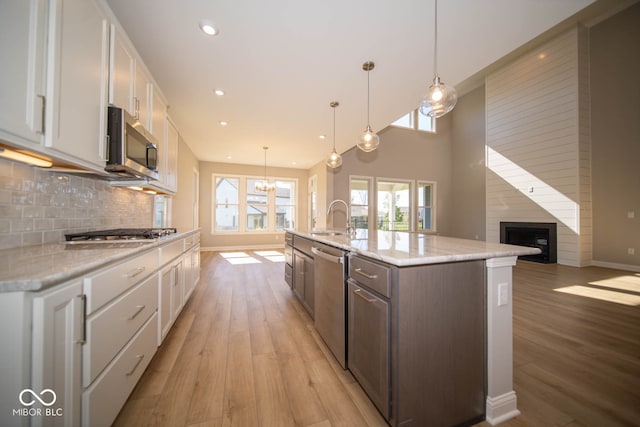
[391,108,436,133]
[246,179,267,231]
[350,177,437,233]
[377,180,411,231]
[350,177,371,230]
[215,177,239,231]
[275,180,295,230]
[417,181,435,231]
[213,175,297,233]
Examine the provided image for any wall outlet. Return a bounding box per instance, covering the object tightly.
[628,211,635,219]
[628,248,635,255]
[498,283,509,306]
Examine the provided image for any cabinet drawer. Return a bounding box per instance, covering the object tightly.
[84,248,158,314]
[184,233,199,250]
[160,239,184,264]
[348,255,391,298]
[285,232,293,245]
[82,312,157,427]
[293,235,313,257]
[83,272,158,387]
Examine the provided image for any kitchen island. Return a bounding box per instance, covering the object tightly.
[287,229,540,427]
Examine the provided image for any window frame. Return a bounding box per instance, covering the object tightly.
[375,177,413,232]
[349,176,437,234]
[390,108,437,133]
[416,180,437,232]
[211,173,298,235]
[349,175,373,231]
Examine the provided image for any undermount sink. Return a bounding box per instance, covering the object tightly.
[310,230,345,236]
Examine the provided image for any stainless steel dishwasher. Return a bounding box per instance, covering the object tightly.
[312,241,348,368]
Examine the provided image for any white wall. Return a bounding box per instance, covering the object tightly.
[485,26,591,266]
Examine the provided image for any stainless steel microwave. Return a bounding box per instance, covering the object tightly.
[105,106,159,180]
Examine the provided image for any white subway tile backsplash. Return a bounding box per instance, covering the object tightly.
[0,157,154,249]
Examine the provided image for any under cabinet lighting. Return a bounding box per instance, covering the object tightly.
[128,186,144,191]
[0,147,52,168]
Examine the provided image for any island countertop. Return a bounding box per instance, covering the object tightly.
[288,229,541,267]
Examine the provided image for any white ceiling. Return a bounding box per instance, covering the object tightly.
[105,0,598,169]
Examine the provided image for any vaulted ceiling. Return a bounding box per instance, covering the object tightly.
[106,0,603,169]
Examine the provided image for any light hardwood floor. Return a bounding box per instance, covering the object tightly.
[114,251,640,427]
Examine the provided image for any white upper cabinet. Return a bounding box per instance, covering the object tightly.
[109,25,135,115]
[165,119,179,193]
[134,62,152,128]
[0,0,48,147]
[45,0,110,169]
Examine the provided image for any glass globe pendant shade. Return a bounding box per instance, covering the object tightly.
[419,75,458,118]
[326,149,342,168]
[357,125,380,152]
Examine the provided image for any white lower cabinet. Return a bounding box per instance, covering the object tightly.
[31,280,84,427]
[158,254,184,345]
[82,272,158,387]
[0,232,200,427]
[81,312,157,427]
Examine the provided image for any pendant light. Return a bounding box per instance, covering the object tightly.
[255,146,275,192]
[419,0,457,118]
[357,61,379,152]
[326,101,342,169]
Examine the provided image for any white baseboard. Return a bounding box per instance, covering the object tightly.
[486,391,520,425]
[201,244,284,252]
[591,260,640,273]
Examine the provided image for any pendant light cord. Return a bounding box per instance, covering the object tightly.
[433,0,438,77]
[367,69,371,124]
[333,105,337,150]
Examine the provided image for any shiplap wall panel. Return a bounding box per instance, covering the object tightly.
[486,27,592,266]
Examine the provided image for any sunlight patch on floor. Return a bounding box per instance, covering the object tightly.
[589,275,640,293]
[554,285,640,306]
[254,250,285,262]
[220,251,262,264]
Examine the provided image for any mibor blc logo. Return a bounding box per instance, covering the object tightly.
[13,389,63,418]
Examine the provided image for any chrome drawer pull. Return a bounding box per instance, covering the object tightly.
[125,354,145,376]
[354,289,376,303]
[125,266,146,278]
[128,305,146,320]
[354,268,378,280]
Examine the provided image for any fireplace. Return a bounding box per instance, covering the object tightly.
[500,222,557,263]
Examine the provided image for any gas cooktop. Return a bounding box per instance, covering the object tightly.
[65,228,177,243]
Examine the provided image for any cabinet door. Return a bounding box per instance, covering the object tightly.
[293,251,306,303]
[32,280,84,427]
[158,264,172,345]
[171,257,185,320]
[304,256,314,316]
[0,0,47,147]
[134,62,151,126]
[45,0,109,167]
[164,119,179,192]
[347,281,390,420]
[109,25,134,114]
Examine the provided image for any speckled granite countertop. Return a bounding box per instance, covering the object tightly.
[0,230,199,293]
[288,229,540,267]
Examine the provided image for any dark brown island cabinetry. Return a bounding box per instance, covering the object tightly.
[348,254,486,427]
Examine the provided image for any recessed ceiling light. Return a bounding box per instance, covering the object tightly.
[226,155,232,160]
[219,120,228,126]
[213,88,225,96]
[291,161,297,165]
[199,20,219,36]
[319,135,326,140]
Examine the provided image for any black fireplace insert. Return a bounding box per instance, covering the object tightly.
[500,222,557,263]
